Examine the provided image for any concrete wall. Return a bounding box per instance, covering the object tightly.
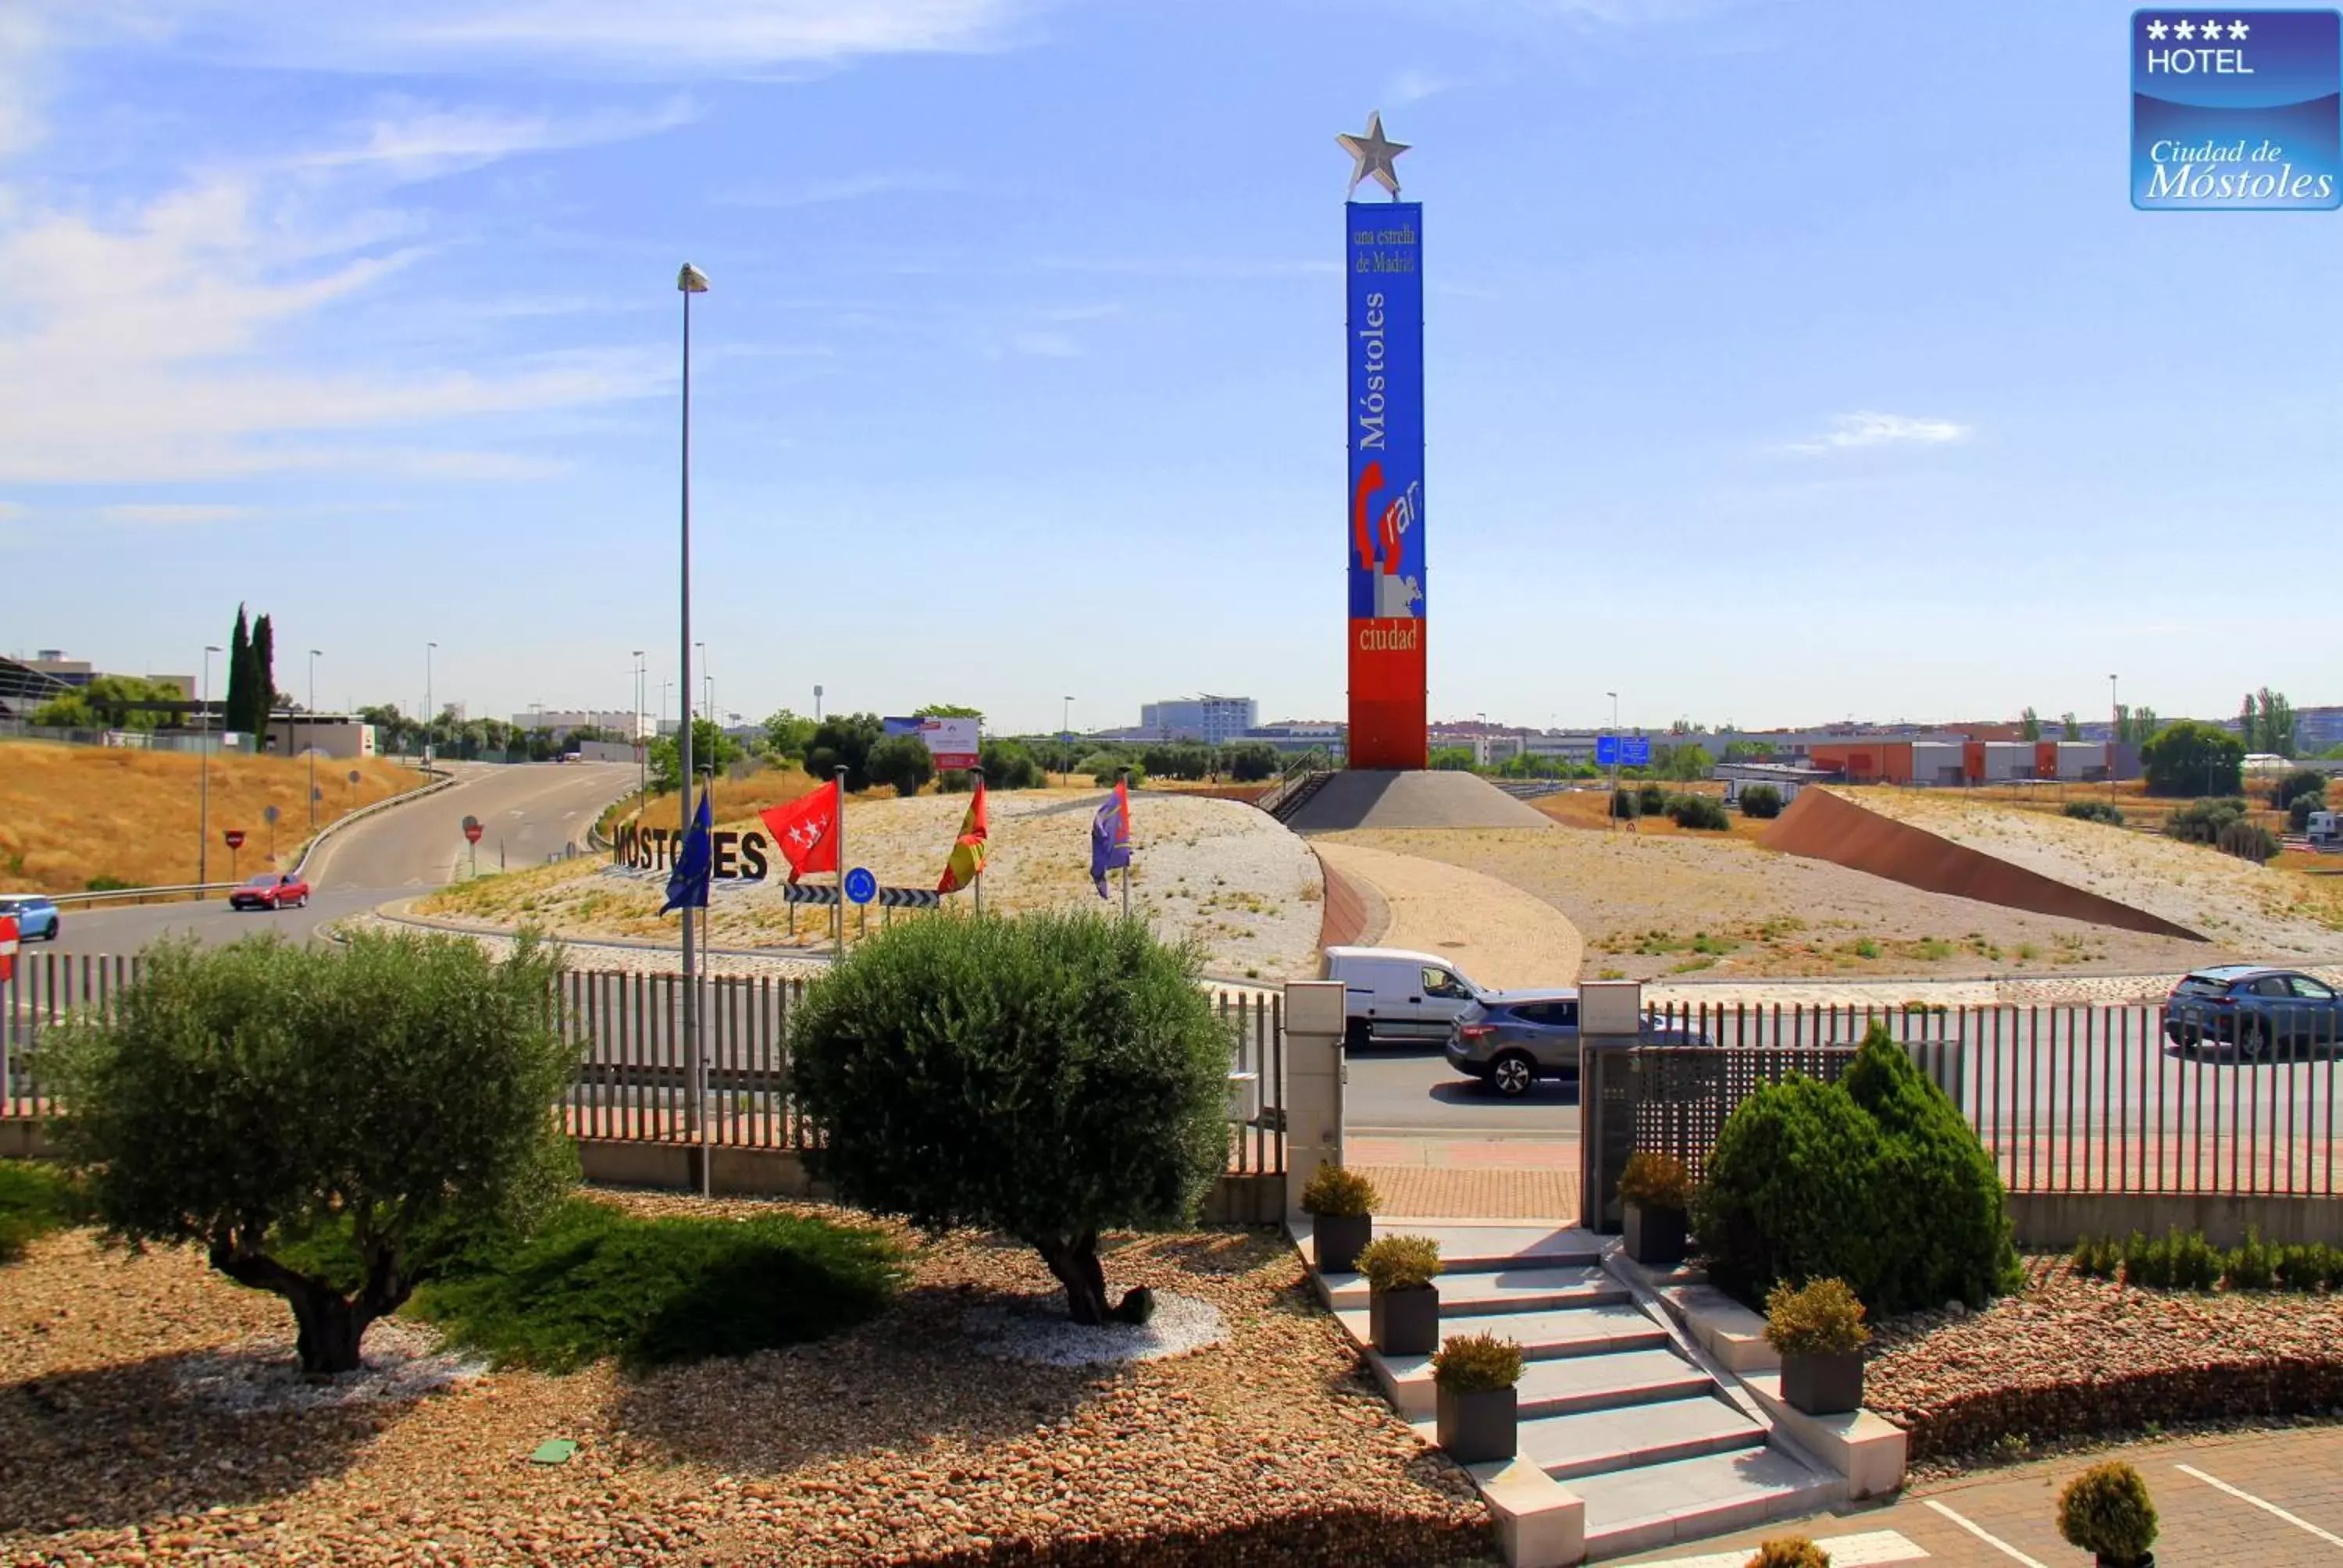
[2010,1191,2343,1249]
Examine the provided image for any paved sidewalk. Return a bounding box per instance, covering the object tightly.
[1617,1424,2343,1566]
[1349,1135,1578,1219]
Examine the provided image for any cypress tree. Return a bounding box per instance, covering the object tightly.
[226,604,252,733]
[251,613,276,724]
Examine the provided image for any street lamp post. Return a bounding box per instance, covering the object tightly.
[1063,695,1074,779]
[424,641,437,766]
[2109,673,2120,801]
[199,644,221,883]
[307,650,323,829]
[813,683,823,722]
[677,259,710,1196]
[633,650,647,805]
[1606,690,1620,830]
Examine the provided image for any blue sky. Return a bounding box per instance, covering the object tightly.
[0,1,2336,736]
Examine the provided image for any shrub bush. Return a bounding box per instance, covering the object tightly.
[1225,742,1282,783]
[1637,782,1668,815]
[2142,720,2244,797]
[2270,768,2328,812]
[2121,1226,2223,1291]
[2165,796,2249,845]
[1356,1234,1443,1292]
[0,1160,86,1263]
[1432,1331,1523,1392]
[2216,818,2279,862]
[2225,1228,2278,1291]
[411,1198,904,1371]
[1746,1538,1831,1568]
[48,932,578,1374]
[788,911,1234,1324]
[2056,1461,2158,1565]
[1763,1277,1869,1356]
[1619,1151,1692,1209]
[1693,1025,2018,1313]
[2293,795,2319,832]
[84,874,134,893]
[1301,1165,1378,1217]
[1668,794,1731,830]
[1739,785,1783,820]
[2063,800,2126,825]
[1610,788,1640,821]
[863,733,936,797]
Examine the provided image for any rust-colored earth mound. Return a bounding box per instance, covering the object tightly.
[1765,788,2205,943]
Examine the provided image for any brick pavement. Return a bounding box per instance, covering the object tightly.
[1348,1135,1579,1220]
[1616,1424,2343,1566]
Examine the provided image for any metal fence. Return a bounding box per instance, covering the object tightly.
[1632,1000,2343,1199]
[2,953,1287,1177]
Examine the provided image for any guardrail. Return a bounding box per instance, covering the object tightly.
[27,768,455,911]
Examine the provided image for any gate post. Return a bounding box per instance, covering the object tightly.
[1577,979,1644,1234]
[1282,981,1346,1222]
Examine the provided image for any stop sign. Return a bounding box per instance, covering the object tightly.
[464,821,483,844]
[223,829,246,850]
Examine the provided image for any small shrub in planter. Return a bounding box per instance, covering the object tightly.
[1357,1233,1443,1356]
[1618,1150,1692,1267]
[1765,1277,1869,1416]
[2057,1460,2159,1566]
[1745,1538,1831,1568]
[1432,1331,1523,1463]
[1301,1164,1378,1275]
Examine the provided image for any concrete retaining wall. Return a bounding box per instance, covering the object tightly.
[2009,1191,2343,1249]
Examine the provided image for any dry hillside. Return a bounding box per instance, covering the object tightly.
[0,740,425,893]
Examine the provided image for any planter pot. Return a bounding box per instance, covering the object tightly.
[1369,1283,1439,1356]
[1781,1349,1864,1416]
[1312,1212,1371,1274]
[1623,1202,1687,1267]
[1435,1382,1517,1463]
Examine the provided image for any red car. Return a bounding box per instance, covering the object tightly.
[230,871,311,911]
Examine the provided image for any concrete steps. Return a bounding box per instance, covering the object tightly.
[1515,1393,1766,1482]
[1325,1263,1627,1319]
[1568,1446,1846,1561]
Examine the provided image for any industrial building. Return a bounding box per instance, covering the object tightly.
[1136,695,1260,746]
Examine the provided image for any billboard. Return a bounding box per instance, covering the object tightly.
[1346,201,1426,770]
[885,715,980,770]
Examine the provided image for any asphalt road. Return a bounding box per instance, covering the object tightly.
[41,762,636,958]
[1346,1047,1582,1137]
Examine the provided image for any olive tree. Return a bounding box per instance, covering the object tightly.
[788,911,1234,1324]
[50,932,578,1374]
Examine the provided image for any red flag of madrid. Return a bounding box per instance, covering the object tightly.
[758,779,841,882]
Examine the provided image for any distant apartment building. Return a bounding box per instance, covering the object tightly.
[1137,695,1258,745]
[514,709,654,740]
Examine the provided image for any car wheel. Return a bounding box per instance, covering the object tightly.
[1488,1051,1536,1099]
[44,920,59,941]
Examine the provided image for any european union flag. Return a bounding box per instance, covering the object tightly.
[662,791,714,913]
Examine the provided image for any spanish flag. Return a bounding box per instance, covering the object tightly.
[937,777,989,893]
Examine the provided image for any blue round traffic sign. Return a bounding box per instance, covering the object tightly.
[844,867,878,905]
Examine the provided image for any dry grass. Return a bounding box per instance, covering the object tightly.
[1529,782,1773,843]
[0,741,425,894]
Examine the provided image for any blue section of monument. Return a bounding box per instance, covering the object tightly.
[844,866,877,905]
[1346,201,1427,621]
[2131,10,2341,209]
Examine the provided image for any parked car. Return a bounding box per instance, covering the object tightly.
[229,871,312,911]
[0,893,61,942]
[1446,990,1711,1097]
[1321,945,1489,1048]
[2163,965,2342,1059]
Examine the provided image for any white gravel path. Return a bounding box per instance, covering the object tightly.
[961,1292,1229,1367]
[169,1318,485,1416]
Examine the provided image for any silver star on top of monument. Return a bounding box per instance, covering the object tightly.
[1337,111,1410,198]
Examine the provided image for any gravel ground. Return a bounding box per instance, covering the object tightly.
[1867,1254,2343,1466]
[410,791,1325,984]
[0,1192,1492,1567]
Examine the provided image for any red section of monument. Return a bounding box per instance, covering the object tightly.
[1348,617,1427,769]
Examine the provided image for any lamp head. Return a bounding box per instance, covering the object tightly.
[678,263,710,294]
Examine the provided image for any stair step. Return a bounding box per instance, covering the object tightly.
[1571,1445,1844,1560]
[1454,1302,1672,1360]
[1324,1265,1626,1318]
[1517,1394,1764,1482]
[1363,1224,1605,1274]
[1513,1347,1716,1419]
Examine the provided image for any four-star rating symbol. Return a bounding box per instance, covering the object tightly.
[2145,16,2251,41]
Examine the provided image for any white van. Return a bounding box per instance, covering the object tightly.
[1321,946,1486,1048]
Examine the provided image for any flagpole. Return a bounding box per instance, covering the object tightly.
[675,261,709,1199]
[1118,767,1132,920]
[971,766,985,918]
[833,765,848,964]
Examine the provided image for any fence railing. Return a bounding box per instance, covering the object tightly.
[4,954,1288,1178]
[1636,1000,2343,1199]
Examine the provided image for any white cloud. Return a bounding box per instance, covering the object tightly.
[97,502,254,522]
[297,98,697,180]
[1781,412,1971,456]
[1007,330,1079,358]
[84,1,1032,77]
[0,5,48,159]
[1384,69,1460,106]
[720,171,970,208]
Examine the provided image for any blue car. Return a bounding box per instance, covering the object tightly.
[0,893,60,942]
[2164,965,2343,1060]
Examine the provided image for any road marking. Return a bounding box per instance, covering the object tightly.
[1920,1500,2049,1566]
[1626,1530,1928,1566]
[2177,1463,2343,1548]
